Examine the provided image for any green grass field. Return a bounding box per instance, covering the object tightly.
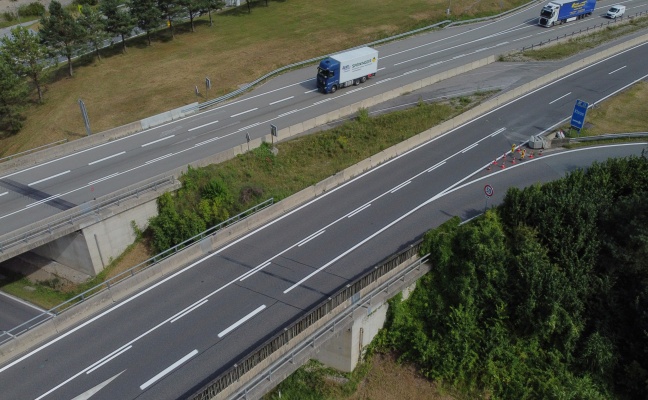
[0,0,528,156]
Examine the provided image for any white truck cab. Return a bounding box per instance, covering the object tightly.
[606,5,626,18]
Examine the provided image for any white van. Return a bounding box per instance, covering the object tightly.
[606,5,626,18]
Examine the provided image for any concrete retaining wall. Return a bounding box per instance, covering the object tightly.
[140,103,198,130]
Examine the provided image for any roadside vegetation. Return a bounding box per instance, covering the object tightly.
[566,81,648,136]
[502,15,648,61]
[378,154,648,399]
[0,0,529,155]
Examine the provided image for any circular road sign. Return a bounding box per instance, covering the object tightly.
[484,184,494,197]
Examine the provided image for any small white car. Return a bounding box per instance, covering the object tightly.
[606,5,626,18]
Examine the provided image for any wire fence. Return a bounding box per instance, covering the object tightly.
[521,11,648,51]
[0,197,274,346]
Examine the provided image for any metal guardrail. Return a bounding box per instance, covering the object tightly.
[0,175,176,254]
[191,239,425,400]
[226,252,432,400]
[521,11,648,51]
[570,132,648,141]
[0,197,274,345]
[0,139,68,164]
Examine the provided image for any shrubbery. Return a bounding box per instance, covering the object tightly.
[379,154,648,398]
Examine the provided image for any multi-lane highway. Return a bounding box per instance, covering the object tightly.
[0,0,646,237]
[0,21,646,398]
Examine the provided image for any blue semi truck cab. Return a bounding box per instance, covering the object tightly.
[317,47,378,94]
[538,0,596,27]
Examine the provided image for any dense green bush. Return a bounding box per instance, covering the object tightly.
[380,155,648,399]
[18,2,46,17]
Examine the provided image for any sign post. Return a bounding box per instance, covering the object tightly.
[570,99,589,136]
[484,184,494,212]
[270,124,277,145]
[78,98,91,136]
[245,132,250,151]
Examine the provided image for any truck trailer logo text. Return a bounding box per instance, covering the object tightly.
[351,58,376,68]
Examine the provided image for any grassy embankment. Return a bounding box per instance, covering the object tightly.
[0,0,528,156]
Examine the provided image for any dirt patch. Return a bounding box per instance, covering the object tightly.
[105,238,154,280]
[349,353,456,400]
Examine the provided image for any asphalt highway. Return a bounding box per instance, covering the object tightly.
[0,32,646,399]
[0,0,646,237]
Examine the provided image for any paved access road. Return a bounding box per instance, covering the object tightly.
[1,0,646,238]
[0,32,646,399]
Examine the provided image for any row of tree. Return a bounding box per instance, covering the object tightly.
[377,153,648,398]
[0,0,228,133]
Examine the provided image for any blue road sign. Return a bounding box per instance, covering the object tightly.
[570,99,589,130]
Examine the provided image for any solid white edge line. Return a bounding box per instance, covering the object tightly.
[427,161,446,172]
[347,204,371,218]
[490,127,506,137]
[461,143,478,153]
[297,230,326,247]
[390,181,411,193]
[230,108,258,118]
[86,345,132,374]
[88,151,126,166]
[170,299,208,323]
[28,170,71,187]
[218,305,266,338]
[141,135,175,147]
[139,349,198,390]
[188,120,219,132]
[239,261,271,281]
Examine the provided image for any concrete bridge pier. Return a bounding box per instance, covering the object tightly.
[314,282,417,373]
[19,197,159,281]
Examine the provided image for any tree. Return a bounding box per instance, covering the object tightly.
[131,0,162,46]
[245,0,251,13]
[178,0,203,32]
[0,58,29,134]
[78,5,110,60]
[157,0,183,39]
[204,0,224,27]
[39,1,87,77]
[0,26,50,102]
[100,0,136,53]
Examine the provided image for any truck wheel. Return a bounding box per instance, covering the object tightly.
[330,85,337,93]
[353,79,360,86]
[360,76,367,83]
